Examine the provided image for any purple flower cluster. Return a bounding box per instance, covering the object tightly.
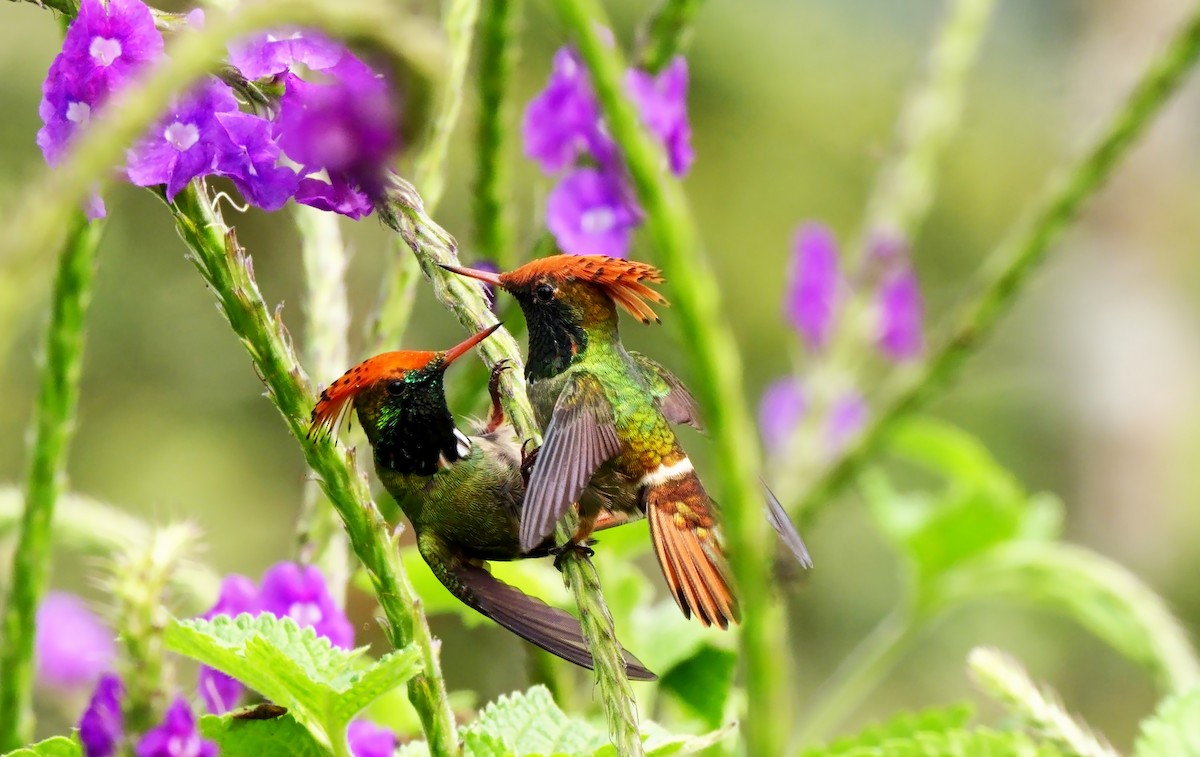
[523,47,693,257]
[38,0,400,220]
[760,223,925,451]
[78,676,216,757]
[36,592,115,690]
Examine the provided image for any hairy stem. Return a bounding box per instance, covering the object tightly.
[294,205,352,608]
[794,5,1200,524]
[0,214,101,750]
[167,183,460,757]
[474,0,520,267]
[636,0,702,72]
[552,0,781,752]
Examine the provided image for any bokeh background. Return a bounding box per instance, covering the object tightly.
[2,0,1199,749]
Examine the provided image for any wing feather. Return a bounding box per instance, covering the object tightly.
[762,481,814,569]
[628,352,704,431]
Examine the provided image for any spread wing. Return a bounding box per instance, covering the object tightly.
[443,561,656,681]
[520,373,621,552]
[629,352,703,431]
[762,481,813,568]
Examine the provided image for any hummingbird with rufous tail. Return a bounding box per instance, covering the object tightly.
[442,255,813,630]
[308,323,655,679]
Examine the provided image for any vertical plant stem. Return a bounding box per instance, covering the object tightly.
[474,0,520,267]
[794,5,1200,524]
[550,1,781,752]
[636,0,702,72]
[295,205,353,608]
[0,214,102,751]
[380,180,643,754]
[793,608,921,746]
[167,183,460,757]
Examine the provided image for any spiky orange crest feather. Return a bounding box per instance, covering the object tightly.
[503,255,668,324]
[308,351,437,439]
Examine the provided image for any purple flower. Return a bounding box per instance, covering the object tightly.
[135,698,216,757]
[876,266,924,361]
[79,674,124,757]
[126,80,239,200]
[469,259,502,312]
[213,112,299,211]
[228,28,344,80]
[626,56,693,176]
[260,562,354,648]
[522,47,603,173]
[827,391,868,453]
[546,167,641,257]
[198,575,260,714]
[348,720,397,757]
[36,592,115,691]
[785,224,840,350]
[274,56,399,218]
[758,378,806,449]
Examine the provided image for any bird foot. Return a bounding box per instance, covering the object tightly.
[520,440,540,485]
[484,359,513,434]
[550,540,596,571]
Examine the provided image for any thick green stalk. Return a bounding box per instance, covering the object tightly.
[167,183,460,757]
[473,0,520,267]
[551,1,782,753]
[0,214,101,750]
[294,205,352,608]
[636,0,702,72]
[794,6,1200,523]
[379,179,644,754]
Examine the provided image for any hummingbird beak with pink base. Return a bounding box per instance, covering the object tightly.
[439,263,504,287]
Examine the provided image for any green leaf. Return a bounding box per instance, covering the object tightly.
[198,713,329,757]
[461,686,609,755]
[871,729,1065,756]
[630,721,736,756]
[3,735,81,757]
[166,614,422,746]
[1133,687,1200,756]
[658,645,737,729]
[801,704,974,756]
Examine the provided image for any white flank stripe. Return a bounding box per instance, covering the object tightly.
[640,457,694,487]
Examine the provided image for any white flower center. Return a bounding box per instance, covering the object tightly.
[580,207,615,234]
[287,601,324,627]
[66,101,91,126]
[89,37,123,67]
[164,122,200,152]
[167,734,202,757]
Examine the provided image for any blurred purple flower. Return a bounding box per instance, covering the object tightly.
[546,167,640,257]
[827,391,868,453]
[125,80,239,200]
[522,47,602,173]
[260,562,354,648]
[470,259,502,312]
[135,698,216,757]
[876,266,924,361]
[785,223,840,350]
[213,112,299,212]
[348,720,397,757]
[36,592,114,691]
[228,28,343,79]
[79,674,124,757]
[626,56,693,176]
[758,377,806,449]
[198,575,260,714]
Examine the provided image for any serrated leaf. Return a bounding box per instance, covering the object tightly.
[462,731,510,757]
[801,704,975,756]
[1133,687,1200,756]
[462,686,608,756]
[658,645,737,729]
[3,735,81,757]
[334,648,424,726]
[631,721,736,756]
[872,728,1065,756]
[199,713,328,757]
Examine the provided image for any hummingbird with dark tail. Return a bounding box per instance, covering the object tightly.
[308,324,655,679]
[442,256,813,629]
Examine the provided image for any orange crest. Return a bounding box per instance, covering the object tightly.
[308,351,436,439]
[503,255,668,324]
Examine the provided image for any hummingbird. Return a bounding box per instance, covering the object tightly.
[308,324,655,680]
[442,255,813,629]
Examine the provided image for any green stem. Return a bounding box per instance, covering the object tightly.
[379,178,642,753]
[636,0,702,72]
[792,608,922,747]
[294,205,353,609]
[166,183,460,757]
[0,486,222,610]
[794,5,1200,524]
[473,0,520,267]
[552,1,777,752]
[0,213,101,751]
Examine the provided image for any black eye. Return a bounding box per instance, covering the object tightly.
[386,379,404,396]
[534,283,554,302]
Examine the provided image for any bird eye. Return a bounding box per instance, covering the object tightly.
[534,283,555,302]
[386,379,404,396]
